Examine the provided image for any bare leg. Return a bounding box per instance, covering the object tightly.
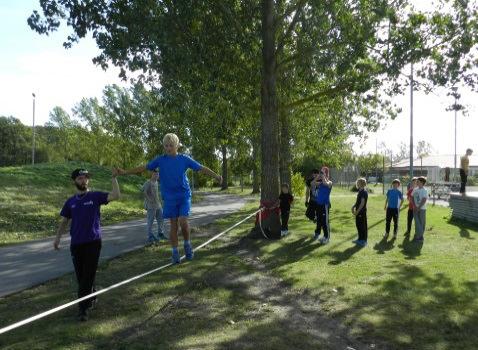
[178,216,190,241]
[170,218,179,247]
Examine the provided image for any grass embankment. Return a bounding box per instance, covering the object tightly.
[0,162,146,245]
[1,186,477,349]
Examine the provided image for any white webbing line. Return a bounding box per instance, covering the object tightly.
[0,208,262,335]
[257,205,270,239]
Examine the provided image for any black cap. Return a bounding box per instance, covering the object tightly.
[71,168,91,180]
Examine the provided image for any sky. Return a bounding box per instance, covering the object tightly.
[0,1,477,157]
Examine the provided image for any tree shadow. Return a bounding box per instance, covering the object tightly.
[245,236,323,268]
[333,264,478,349]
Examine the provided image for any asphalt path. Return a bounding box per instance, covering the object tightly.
[0,192,250,297]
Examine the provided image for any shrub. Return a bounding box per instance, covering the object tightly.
[291,172,306,198]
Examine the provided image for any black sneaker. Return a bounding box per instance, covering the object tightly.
[78,310,88,322]
[90,298,98,310]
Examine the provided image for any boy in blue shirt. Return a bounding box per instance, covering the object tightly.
[310,170,333,244]
[384,179,403,238]
[54,168,120,321]
[117,133,222,264]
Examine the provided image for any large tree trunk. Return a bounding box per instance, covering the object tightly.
[279,110,291,186]
[221,144,228,190]
[258,0,281,237]
[260,0,279,201]
[252,134,261,194]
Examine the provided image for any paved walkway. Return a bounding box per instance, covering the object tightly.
[0,193,250,297]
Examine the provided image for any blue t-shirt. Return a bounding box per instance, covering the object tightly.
[314,183,332,205]
[60,191,109,246]
[146,154,203,200]
[386,188,403,209]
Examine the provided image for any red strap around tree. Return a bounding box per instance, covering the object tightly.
[255,200,280,225]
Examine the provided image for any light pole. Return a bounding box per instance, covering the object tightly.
[451,87,459,182]
[32,93,36,166]
[409,63,414,182]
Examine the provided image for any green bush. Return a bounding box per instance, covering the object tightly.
[291,172,306,198]
[467,175,478,186]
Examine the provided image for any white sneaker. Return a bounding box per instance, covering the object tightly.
[320,237,330,244]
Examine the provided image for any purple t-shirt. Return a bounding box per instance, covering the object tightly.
[146,154,202,200]
[60,191,109,246]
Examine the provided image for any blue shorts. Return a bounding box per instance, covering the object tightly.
[162,197,191,219]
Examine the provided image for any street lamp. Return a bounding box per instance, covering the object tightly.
[409,63,414,181]
[450,87,459,182]
[32,93,36,166]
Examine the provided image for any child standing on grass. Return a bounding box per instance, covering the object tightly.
[279,183,294,237]
[352,178,368,247]
[310,170,333,244]
[413,176,428,242]
[405,177,418,235]
[117,133,222,264]
[383,179,403,239]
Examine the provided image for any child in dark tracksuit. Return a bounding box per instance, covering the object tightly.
[279,184,294,237]
[352,178,368,247]
[310,172,333,244]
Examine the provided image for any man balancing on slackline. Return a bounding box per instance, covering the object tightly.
[116,133,222,264]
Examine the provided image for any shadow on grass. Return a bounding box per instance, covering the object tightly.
[328,245,363,265]
[373,236,397,254]
[447,217,478,240]
[397,233,423,259]
[0,224,368,350]
[334,264,478,350]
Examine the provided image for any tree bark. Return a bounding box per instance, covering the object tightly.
[221,144,228,190]
[252,134,261,194]
[279,110,291,186]
[258,0,281,237]
[260,0,280,202]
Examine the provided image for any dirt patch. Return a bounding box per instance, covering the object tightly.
[211,236,389,350]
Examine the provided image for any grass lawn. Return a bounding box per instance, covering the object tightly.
[0,162,204,245]
[251,191,478,350]
[0,187,477,349]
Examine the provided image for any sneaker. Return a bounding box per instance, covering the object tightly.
[172,249,181,264]
[89,298,98,310]
[320,237,329,245]
[184,242,194,260]
[352,239,359,244]
[356,240,367,247]
[383,232,389,238]
[280,230,286,237]
[313,233,320,240]
[78,310,88,322]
